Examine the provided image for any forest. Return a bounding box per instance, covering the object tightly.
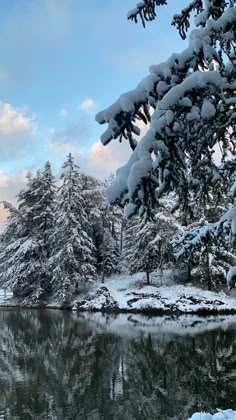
[0,150,234,306]
[0,0,235,307]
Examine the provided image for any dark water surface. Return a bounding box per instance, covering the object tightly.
[0,309,236,420]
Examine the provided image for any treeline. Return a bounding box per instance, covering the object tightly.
[0,155,122,303]
[0,154,234,304]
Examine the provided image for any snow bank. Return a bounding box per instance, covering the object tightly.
[73,272,236,315]
[188,410,236,419]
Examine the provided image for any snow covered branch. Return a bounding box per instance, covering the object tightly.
[97,3,236,216]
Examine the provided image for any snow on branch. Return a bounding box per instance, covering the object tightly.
[127,1,167,27]
[96,4,236,216]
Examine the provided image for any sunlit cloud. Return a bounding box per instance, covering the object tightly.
[0,101,36,137]
[0,169,29,230]
[0,101,37,162]
[86,119,148,178]
[80,98,96,112]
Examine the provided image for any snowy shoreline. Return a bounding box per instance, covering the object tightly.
[72,283,236,316]
[2,272,236,315]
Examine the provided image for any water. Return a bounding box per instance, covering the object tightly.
[0,309,236,420]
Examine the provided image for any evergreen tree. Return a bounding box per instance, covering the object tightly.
[0,163,56,301]
[122,195,181,283]
[79,173,122,280]
[100,225,120,281]
[96,1,235,221]
[174,167,236,289]
[49,154,96,301]
[123,216,161,284]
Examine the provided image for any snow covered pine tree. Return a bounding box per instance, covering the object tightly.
[0,163,56,302]
[96,0,236,281]
[49,154,96,302]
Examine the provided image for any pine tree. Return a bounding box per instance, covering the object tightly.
[100,226,120,280]
[0,163,56,301]
[79,173,122,280]
[96,1,235,220]
[122,216,160,284]
[49,154,96,301]
[122,195,181,283]
[174,168,236,289]
[96,1,236,282]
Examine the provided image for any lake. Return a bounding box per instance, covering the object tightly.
[0,309,236,420]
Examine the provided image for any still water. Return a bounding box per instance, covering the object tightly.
[0,309,236,420]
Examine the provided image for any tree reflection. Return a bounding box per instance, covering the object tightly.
[0,310,235,419]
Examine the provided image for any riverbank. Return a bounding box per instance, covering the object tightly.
[72,272,236,315]
[2,271,236,315]
[188,410,236,419]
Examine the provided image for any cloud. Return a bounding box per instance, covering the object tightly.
[80,98,96,112]
[86,119,148,178]
[0,171,9,187]
[58,107,68,118]
[0,101,36,137]
[0,169,28,231]
[0,204,9,233]
[0,101,37,162]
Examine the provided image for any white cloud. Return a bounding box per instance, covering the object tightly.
[80,98,96,111]
[86,140,132,178]
[0,204,9,233]
[58,107,67,118]
[86,119,148,178]
[0,171,9,187]
[0,101,37,162]
[0,101,36,137]
[0,169,29,231]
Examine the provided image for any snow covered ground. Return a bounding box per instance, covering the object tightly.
[0,289,13,304]
[188,410,236,419]
[73,271,236,314]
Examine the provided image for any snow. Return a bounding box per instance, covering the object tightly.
[0,289,13,304]
[227,266,236,290]
[201,99,216,120]
[96,3,236,214]
[188,410,236,420]
[72,271,236,315]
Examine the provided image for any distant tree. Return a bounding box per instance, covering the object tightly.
[79,173,122,280]
[122,194,181,283]
[100,224,120,281]
[174,171,236,290]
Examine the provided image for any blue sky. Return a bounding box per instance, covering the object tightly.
[0,0,189,222]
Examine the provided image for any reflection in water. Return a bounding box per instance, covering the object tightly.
[0,310,236,419]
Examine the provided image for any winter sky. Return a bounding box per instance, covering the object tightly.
[0,0,189,225]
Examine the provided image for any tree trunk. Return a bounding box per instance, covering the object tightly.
[206,251,212,291]
[146,270,150,285]
[120,219,124,252]
[187,261,192,282]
